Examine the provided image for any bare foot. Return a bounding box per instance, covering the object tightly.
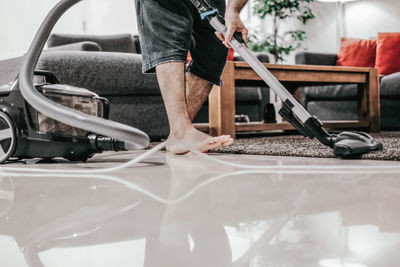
[166,127,233,154]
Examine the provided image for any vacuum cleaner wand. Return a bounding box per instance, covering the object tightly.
[190,0,383,158]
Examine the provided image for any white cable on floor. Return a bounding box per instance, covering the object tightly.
[0,142,168,174]
[0,140,398,206]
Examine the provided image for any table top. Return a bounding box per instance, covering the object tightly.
[233,61,377,73]
[230,61,378,84]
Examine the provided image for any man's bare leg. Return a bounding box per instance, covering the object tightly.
[156,62,231,154]
[185,72,211,122]
[185,72,233,147]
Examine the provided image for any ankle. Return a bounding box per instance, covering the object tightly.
[169,124,195,138]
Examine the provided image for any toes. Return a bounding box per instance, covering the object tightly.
[198,138,222,152]
[205,138,223,148]
[207,139,219,145]
[222,138,234,147]
[208,141,224,151]
[200,135,233,152]
[214,135,231,143]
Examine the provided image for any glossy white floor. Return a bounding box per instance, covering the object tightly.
[1,150,400,267]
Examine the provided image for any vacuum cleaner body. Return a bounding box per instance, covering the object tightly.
[0,71,126,163]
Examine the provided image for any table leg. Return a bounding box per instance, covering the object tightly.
[357,83,368,123]
[208,61,236,138]
[368,68,380,132]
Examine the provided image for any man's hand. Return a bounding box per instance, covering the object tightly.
[215,1,248,48]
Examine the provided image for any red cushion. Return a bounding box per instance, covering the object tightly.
[336,38,377,67]
[375,32,400,75]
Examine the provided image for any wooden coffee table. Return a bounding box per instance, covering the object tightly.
[195,61,380,138]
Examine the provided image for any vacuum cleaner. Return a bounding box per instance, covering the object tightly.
[190,0,383,158]
[0,0,150,164]
[0,71,143,163]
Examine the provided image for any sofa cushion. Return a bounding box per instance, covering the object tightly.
[0,43,102,87]
[381,72,400,97]
[307,99,400,130]
[336,38,376,68]
[235,86,263,103]
[307,100,357,121]
[376,32,400,75]
[46,41,102,52]
[295,52,337,66]
[380,99,400,129]
[37,51,160,96]
[303,84,358,100]
[106,95,169,139]
[48,34,138,53]
[302,72,400,100]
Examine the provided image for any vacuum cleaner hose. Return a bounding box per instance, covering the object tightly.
[19,0,150,150]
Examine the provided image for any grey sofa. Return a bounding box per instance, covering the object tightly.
[296,52,400,130]
[0,34,270,139]
[0,35,270,139]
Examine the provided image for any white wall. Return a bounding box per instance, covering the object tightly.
[291,0,400,62]
[0,0,85,60]
[242,1,338,64]
[344,0,400,39]
[83,0,138,35]
[0,0,138,60]
[244,0,400,64]
[300,2,338,54]
[1,0,399,62]
[283,1,338,63]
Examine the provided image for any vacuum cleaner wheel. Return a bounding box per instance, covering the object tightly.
[0,112,17,164]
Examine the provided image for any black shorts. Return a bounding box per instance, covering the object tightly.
[135,0,228,85]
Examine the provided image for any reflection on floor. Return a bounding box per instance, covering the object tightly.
[0,151,400,267]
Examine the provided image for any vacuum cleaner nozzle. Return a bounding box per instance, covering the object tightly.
[332,132,383,158]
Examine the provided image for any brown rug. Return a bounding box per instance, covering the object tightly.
[213,131,400,161]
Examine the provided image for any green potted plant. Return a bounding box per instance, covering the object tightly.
[250,0,315,63]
